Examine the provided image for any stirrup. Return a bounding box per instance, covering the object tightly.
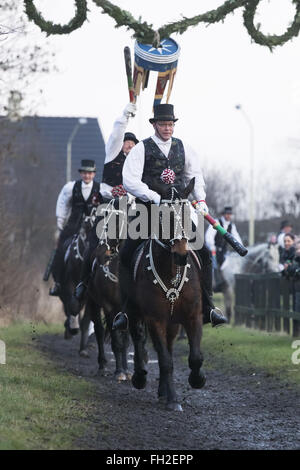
[112,312,128,331]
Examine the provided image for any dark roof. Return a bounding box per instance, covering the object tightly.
[0,115,105,184]
[0,115,106,217]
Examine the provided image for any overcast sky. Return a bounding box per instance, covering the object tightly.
[25,0,300,187]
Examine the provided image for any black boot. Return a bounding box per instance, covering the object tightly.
[50,249,64,296]
[49,282,61,296]
[72,243,94,309]
[198,247,228,328]
[210,307,228,328]
[112,263,132,331]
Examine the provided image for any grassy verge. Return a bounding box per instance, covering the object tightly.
[199,324,300,386]
[0,323,95,450]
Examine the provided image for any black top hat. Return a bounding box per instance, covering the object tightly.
[78,159,96,172]
[149,104,178,124]
[124,132,139,145]
[223,206,233,214]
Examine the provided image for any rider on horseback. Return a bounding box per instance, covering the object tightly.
[113,104,227,330]
[49,160,100,296]
[72,103,139,305]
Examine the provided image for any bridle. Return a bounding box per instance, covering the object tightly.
[160,187,190,247]
[146,187,193,314]
[97,198,127,252]
[95,198,127,283]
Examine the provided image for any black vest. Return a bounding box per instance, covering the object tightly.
[142,137,185,194]
[67,179,100,230]
[102,151,126,187]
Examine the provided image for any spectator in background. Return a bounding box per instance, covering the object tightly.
[205,205,242,291]
[277,220,293,247]
[279,232,296,271]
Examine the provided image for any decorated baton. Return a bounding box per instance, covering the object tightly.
[194,205,248,257]
[124,46,135,103]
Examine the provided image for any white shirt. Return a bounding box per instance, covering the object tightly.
[56,180,94,229]
[122,134,206,204]
[100,114,130,199]
[205,215,242,252]
[277,232,286,248]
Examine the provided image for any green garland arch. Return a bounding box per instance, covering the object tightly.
[23,0,300,48]
[243,0,300,50]
[24,0,88,35]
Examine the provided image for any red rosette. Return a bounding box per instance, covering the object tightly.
[160,168,176,184]
[91,193,101,206]
[111,184,127,198]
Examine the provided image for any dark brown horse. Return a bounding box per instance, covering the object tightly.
[128,179,206,411]
[59,213,95,339]
[80,198,131,380]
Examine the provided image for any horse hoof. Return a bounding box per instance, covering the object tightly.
[165,402,183,412]
[69,328,79,336]
[132,371,147,390]
[79,349,90,358]
[188,371,206,389]
[64,329,73,340]
[125,371,132,381]
[115,371,127,382]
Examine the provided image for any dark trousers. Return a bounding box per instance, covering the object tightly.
[79,224,99,283]
[52,224,76,283]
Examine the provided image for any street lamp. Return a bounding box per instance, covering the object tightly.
[66,117,88,182]
[235,104,255,246]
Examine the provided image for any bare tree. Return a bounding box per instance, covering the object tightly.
[203,166,247,221]
[0,0,56,117]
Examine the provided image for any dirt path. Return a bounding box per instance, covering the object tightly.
[38,331,300,450]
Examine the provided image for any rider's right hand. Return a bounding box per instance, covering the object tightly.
[123,102,137,118]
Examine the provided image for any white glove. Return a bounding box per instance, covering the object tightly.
[57,217,65,231]
[152,193,161,206]
[194,200,209,215]
[123,102,137,118]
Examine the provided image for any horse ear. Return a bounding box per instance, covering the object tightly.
[182,177,195,199]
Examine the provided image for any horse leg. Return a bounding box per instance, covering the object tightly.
[63,282,80,336]
[79,304,91,358]
[177,325,186,341]
[130,312,148,390]
[87,300,107,373]
[121,330,131,379]
[149,320,182,412]
[107,313,127,381]
[184,317,206,389]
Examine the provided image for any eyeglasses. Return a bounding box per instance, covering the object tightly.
[156,122,175,128]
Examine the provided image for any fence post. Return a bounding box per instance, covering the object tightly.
[293,280,300,337]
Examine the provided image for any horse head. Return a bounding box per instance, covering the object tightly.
[95,196,128,259]
[153,178,195,264]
